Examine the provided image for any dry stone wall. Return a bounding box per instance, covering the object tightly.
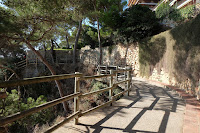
[25,41,199,98]
[78,44,140,76]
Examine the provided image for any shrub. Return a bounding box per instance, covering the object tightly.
[90,81,123,101]
[156,2,196,22]
[0,89,54,133]
[156,2,173,19]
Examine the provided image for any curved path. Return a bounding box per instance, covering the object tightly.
[53,78,186,133]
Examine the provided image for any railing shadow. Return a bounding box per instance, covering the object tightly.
[67,80,184,133]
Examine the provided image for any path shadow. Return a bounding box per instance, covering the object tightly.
[63,80,184,133]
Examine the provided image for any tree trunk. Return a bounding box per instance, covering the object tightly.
[0,65,20,79]
[73,20,82,65]
[51,39,56,63]
[97,18,102,65]
[25,40,69,113]
[43,44,47,70]
[66,34,69,49]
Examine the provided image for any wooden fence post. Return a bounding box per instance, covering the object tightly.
[127,67,131,96]
[74,72,80,125]
[116,66,118,81]
[106,65,108,74]
[99,65,101,75]
[109,70,114,106]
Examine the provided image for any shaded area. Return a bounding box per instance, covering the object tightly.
[139,36,166,77]
[170,14,200,87]
[61,79,185,133]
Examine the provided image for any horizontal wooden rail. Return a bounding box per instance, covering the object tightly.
[79,100,113,117]
[45,111,81,133]
[114,69,131,73]
[115,79,130,86]
[17,61,26,66]
[80,86,115,98]
[0,92,82,126]
[16,60,26,64]
[0,73,83,88]
[79,74,115,80]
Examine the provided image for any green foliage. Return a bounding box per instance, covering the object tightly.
[100,1,126,30]
[155,2,173,19]
[90,81,123,101]
[155,2,196,22]
[91,81,108,99]
[117,5,161,44]
[82,26,99,49]
[0,7,23,34]
[81,25,114,49]
[0,89,54,133]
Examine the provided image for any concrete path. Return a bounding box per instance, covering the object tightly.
[53,78,186,133]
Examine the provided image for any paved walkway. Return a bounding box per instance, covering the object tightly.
[53,78,186,133]
[149,79,200,133]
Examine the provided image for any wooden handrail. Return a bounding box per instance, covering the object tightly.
[0,92,82,126]
[79,100,113,117]
[80,86,115,98]
[79,74,115,80]
[16,60,26,65]
[115,79,130,86]
[45,111,81,133]
[0,67,132,132]
[0,73,83,88]
[113,69,132,73]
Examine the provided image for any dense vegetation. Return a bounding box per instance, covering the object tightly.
[156,2,197,23]
[0,0,161,132]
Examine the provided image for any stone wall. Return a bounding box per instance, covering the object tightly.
[78,44,140,76]
[25,41,199,98]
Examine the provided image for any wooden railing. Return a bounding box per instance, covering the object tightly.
[15,58,51,69]
[0,68,132,133]
[15,57,73,69]
[97,65,131,81]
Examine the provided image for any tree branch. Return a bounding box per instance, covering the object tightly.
[0,65,20,79]
[28,24,54,42]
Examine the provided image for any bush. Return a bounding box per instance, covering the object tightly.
[0,89,54,133]
[156,2,173,19]
[90,81,123,102]
[156,2,196,22]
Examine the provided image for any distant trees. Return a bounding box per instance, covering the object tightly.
[0,0,78,112]
[83,0,126,64]
[115,5,161,44]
